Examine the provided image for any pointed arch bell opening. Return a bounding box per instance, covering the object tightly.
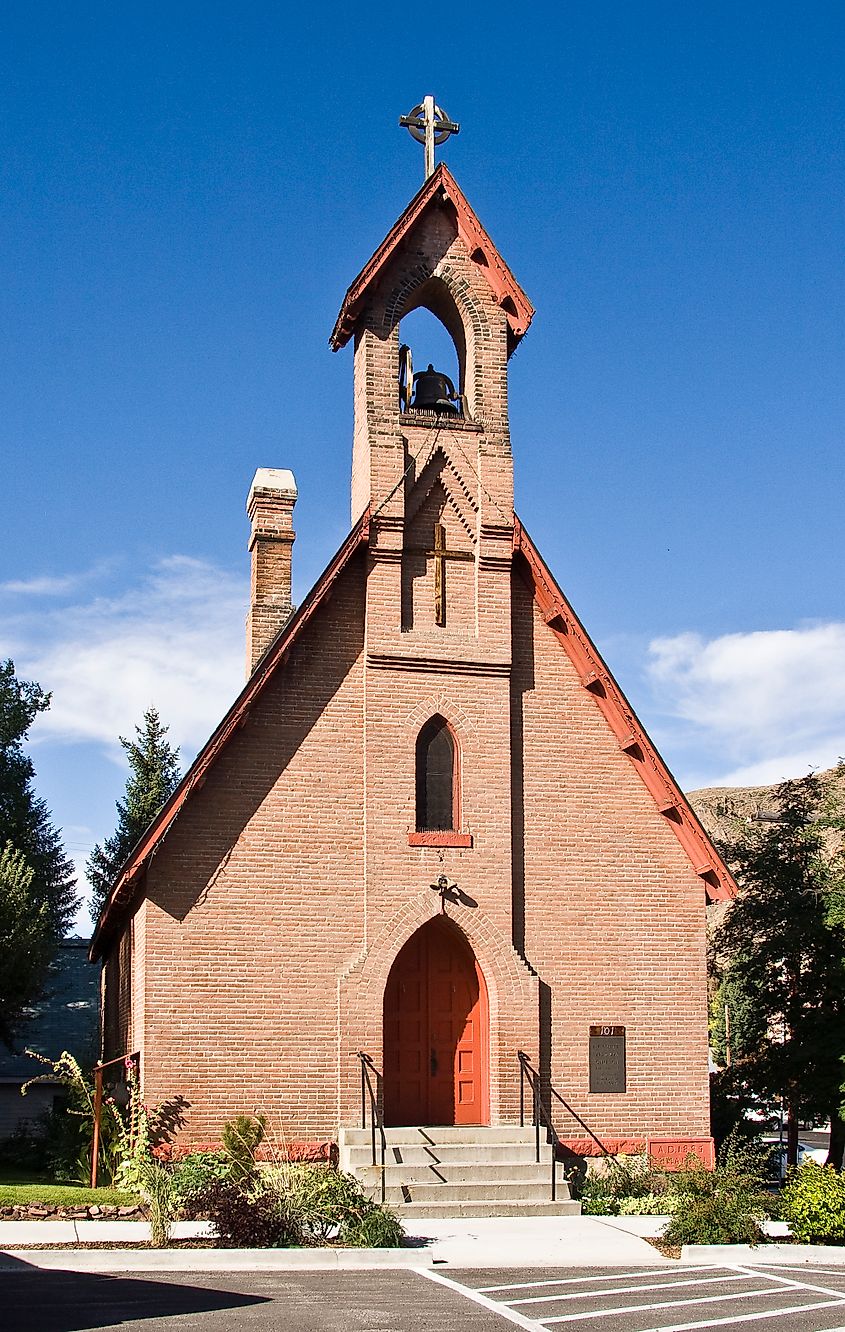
[397,276,470,418]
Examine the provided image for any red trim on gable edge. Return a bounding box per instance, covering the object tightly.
[88,511,371,963]
[513,515,736,904]
[329,164,534,352]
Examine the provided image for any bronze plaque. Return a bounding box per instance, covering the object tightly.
[589,1026,626,1093]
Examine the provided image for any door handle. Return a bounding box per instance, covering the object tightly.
[430,1048,438,1077]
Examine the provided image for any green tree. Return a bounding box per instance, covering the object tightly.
[0,843,54,1045]
[87,707,181,923]
[0,660,77,1045]
[714,773,845,1169]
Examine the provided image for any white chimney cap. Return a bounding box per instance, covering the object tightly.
[248,468,297,500]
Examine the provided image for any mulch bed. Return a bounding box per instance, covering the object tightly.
[644,1237,681,1259]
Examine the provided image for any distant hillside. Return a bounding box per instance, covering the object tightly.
[687,765,845,853]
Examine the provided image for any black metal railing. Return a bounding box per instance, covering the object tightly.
[518,1050,618,1200]
[355,1050,386,1204]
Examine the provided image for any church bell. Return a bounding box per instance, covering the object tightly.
[411,364,460,414]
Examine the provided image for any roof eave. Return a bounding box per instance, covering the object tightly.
[89,510,371,962]
[513,515,737,904]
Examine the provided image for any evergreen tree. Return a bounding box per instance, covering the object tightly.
[87,707,181,923]
[0,659,77,1045]
[714,773,845,1168]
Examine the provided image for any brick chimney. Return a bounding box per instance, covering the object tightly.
[246,468,297,673]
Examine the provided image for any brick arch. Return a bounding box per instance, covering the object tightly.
[337,889,539,1128]
[384,262,489,348]
[392,276,468,396]
[404,694,478,740]
[354,889,537,1004]
[370,232,506,422]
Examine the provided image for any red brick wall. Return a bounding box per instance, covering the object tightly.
[135,556,368,1141]
[102,923,132,1062]
[512,571,710,1139]
[102,193,710,1150]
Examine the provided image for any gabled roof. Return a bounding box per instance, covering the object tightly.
[90,506,733,962]
[330,164,534,351]
[89,512,371,962]
[513,516,736,903]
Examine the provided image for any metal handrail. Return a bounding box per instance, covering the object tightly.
[518,1051,619,1199]
[355,1051,386,1204]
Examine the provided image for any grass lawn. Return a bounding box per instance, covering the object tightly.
[0,1177,138,1207]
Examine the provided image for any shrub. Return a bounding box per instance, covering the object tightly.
[662,1136,770,1246]
[576,1154,668,1214]
[349,1205,405,1248]
[137,1158,176,1248]
[221,1114,266,1186]
[0,1120,53,1175]
[197,1178,302,1249]
[171,1152,231,1211]
[662,1190,765,1246]
[580,1195,619,1215]
[618,1193,677,1215]
[271,1163,403,1246]
[189,1162,404,1249]
[782,1163,845,1245]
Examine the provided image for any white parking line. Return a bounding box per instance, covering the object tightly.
[747,1263,845,1279]
[539,1287,809,1324]
[415,1268,543,1330]
[640,1298,845,1332]
[731,1264,845,1302]
[510,1274,752,1306]
[478,1268,726,1294]
[434,1264,845,1332]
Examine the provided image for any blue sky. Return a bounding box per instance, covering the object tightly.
[1,3,843,929]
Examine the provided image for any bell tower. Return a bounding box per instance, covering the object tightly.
[330,164,533,652]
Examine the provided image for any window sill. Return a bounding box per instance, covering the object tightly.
[408,830,473,848]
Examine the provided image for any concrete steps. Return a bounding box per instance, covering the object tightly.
[339,1125,580,1219]
[392,1199,579,1218]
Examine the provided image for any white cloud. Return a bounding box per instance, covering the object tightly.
[0,555,247,762]
[647,622,845,786]
[0,563,113,598]
[707,750,844,789]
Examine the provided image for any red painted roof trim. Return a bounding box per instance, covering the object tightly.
[513,515,736,903]
[330,164,534,351]
[89,511,371,962]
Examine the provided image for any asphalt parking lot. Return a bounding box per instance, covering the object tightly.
[454,1263,845,1331]
[3,1263,845,1331]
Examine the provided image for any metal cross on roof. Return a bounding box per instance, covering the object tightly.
[399,96,460,180]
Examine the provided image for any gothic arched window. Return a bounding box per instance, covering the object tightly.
[415,716,458,832]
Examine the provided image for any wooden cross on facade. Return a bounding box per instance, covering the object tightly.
[407,521,474,626]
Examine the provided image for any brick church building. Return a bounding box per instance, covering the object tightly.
[91,164,734,1171]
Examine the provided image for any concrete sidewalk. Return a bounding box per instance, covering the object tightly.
[0,1214,671,1271]
[0,1219,214,1246]
[1,1214,813,1273]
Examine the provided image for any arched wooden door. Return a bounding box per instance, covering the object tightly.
[383,918,489,1127]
